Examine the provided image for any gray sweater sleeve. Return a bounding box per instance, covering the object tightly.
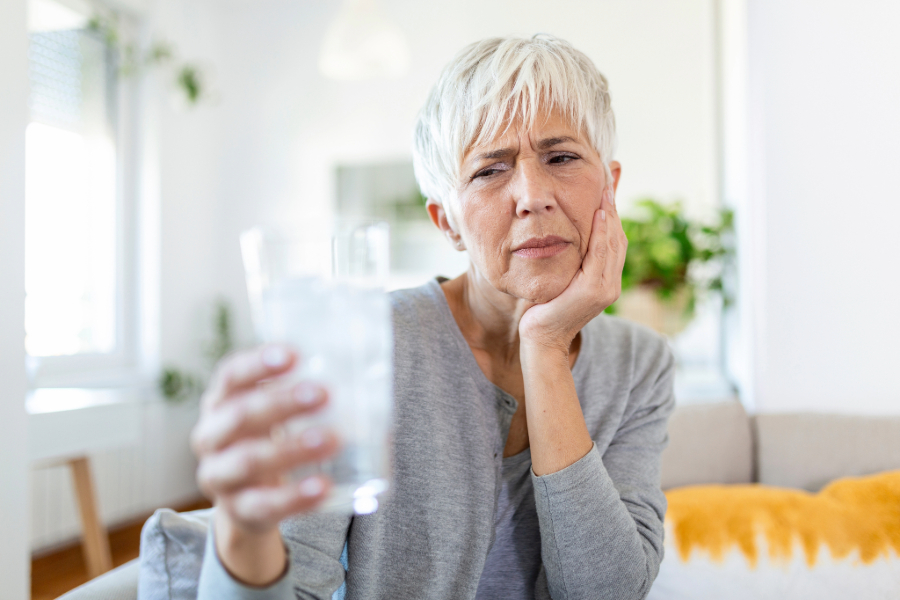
[197,511,351,600]
[531,342,675,600]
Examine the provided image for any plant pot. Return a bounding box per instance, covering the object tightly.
[612,285,692,337]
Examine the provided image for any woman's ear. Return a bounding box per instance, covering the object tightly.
[426,199,466,251]
[609,160,622,195]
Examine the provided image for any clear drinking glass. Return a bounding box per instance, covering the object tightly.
[240,220,392,515]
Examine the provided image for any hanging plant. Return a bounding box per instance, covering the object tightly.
[87,12,212,106]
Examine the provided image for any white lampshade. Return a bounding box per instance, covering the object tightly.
[318,0,411,81]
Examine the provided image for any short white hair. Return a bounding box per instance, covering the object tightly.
[412,34,617,207]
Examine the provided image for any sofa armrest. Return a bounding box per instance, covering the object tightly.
[660,398,754,489]
[55,558,138,600]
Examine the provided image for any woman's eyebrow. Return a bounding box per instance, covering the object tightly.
[472,136,576,162]
[473,147,516,161]
[536,136,577,150]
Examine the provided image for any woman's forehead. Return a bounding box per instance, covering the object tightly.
[465,111,592,161]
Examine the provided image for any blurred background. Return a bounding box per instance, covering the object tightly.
[1,0,899,597]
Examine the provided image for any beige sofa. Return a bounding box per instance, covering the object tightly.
[57,399,900,599]
[660,398,900,492]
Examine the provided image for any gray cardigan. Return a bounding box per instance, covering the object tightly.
[198,278,675,600]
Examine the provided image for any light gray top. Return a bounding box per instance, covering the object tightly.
[197,278,675,600]
[474,448,542,599]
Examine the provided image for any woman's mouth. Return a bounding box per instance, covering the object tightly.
[512,236,570,258]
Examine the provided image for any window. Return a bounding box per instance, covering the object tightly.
[335,161,470,291]
[25,0,136,387]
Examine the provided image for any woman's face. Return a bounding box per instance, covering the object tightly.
[438,109,620,304]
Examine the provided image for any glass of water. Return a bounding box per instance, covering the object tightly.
[240,220,392,515]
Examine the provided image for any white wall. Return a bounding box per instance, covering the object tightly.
[744,0,900,414]
[208,0,722,347]
[145,0,224,513]
[29,0,222,552]
[0,0,31,595]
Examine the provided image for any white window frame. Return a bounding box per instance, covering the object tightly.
[26,0,142,390]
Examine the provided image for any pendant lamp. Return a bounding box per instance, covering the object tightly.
[318,0,411,81]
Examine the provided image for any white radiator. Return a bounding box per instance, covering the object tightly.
[30,399,202,554]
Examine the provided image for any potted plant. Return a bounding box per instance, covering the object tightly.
[159,299,235,402]
[610,199,734,337]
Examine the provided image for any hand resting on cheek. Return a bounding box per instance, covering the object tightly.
[518,187,628,352]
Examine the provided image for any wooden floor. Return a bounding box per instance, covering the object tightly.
[31,498,212,600]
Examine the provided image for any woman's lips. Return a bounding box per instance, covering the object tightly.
[512,236,570,258]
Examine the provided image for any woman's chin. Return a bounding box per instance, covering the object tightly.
[508,271,575,304]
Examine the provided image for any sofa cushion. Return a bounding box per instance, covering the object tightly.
[138,508,212,600]
[648,470,900,600]
[756,412,900,491]
[57,559,139,600]
[660,399,753,490]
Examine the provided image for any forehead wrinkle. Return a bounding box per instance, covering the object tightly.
[464,130,521,168]
[463,113,588,172]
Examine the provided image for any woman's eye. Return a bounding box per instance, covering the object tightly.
[548,154,578,164]
[472,166,505,179]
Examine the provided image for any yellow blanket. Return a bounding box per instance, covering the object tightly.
[664,470,900,567]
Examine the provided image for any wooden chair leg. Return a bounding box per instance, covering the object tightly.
[68,456,113,578]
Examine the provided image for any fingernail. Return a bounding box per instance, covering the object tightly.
[299,476,324,497]
[294,384,323,406]
[600,209,607,221]
[300,427,326,449]
[262,346,288,368]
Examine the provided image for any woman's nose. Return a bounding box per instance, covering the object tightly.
[513,162,557,217]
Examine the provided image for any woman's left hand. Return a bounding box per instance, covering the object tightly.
[518,188,627,351]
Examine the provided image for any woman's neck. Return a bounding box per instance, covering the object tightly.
[441,267,582,367]
[441,267,537,365]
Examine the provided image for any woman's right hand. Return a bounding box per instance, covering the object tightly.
[191,344,339,586]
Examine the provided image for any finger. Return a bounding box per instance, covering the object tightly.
[604,186,618,215]
[598,188,624,251]
[192,382,327,455]
[599,196,626,298]
[197,428,338,495]
[601,190,628,273]
[204,345,298,409]
[602,232,620,293]
[581,192,613,278]
[616,225,629,273]
[602,227,621,287]
[223,476,331,527]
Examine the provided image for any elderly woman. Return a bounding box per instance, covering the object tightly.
[190,34,674,600]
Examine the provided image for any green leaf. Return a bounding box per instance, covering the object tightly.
[618,198,735,309]
[177,65,202,104]
[158,367,200,403]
